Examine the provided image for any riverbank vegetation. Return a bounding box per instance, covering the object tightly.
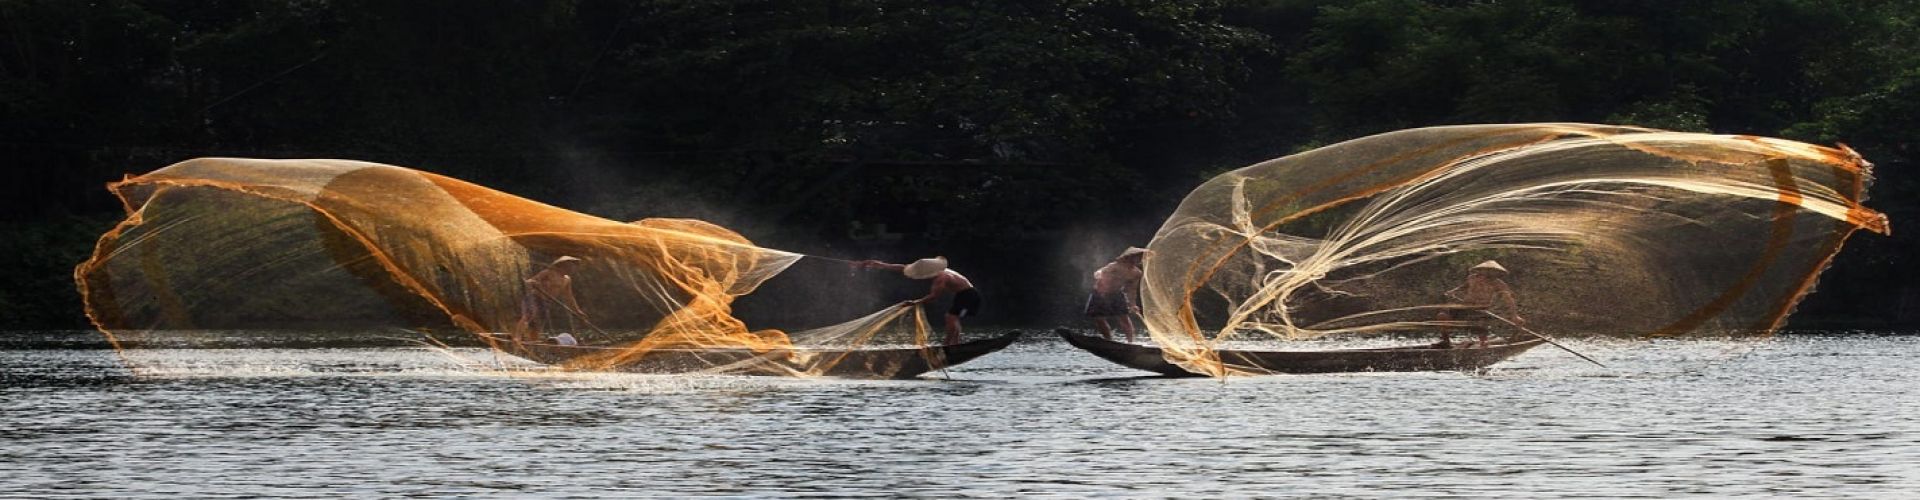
[5,0,1916,328]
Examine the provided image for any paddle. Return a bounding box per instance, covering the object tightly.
[1476,310,1606,368]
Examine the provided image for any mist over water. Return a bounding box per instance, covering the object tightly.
[3,332,1915,497]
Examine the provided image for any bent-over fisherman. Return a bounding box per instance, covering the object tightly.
[860,257,979,345]
[1435,260,1523,348]
[1086,247,1147,342]
[516,256,588,343]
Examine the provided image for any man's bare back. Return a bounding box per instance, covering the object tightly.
[1449,273,1516,312]
[922,269,975,299]
[1092,261,1141,295]
[526,270,575,302]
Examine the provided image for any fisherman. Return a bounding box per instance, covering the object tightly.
[515,256,588,343]
[1435,260,1524,348]
[860,257,979,345]
[1086,247,1148,342]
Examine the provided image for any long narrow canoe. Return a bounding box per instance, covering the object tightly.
[1056,329,1543,376]
[487,331,1021,379]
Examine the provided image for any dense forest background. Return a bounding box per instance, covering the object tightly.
[4,0,1917,329]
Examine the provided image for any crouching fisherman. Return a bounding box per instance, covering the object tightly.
[1086,247,1147,342]
[516,256,589,344]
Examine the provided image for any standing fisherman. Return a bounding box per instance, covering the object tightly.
[516,256,588,344]
[1435,260,1524,348]
[1086,247,1148,342]
[860,257,980,345]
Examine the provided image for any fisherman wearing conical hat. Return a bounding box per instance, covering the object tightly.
[515,256,589,344]
[859,256,980,345]
[1086,247,1148,342]
[1434,259,1524,348]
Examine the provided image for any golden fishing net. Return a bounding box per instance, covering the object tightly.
[74,158,936,376]
[1140,123,1890,376]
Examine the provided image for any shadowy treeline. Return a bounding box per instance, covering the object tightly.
[4,0,1917,329]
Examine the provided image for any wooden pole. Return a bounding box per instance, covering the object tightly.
[1478,310,1606,368]
[534,286,613,340]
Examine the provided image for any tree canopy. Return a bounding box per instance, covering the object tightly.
[5,0,1918,328]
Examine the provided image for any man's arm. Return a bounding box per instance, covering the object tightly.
[907,274,952,304]
[1122,271,1143,314]
[861,260,907,272]
[1497,282,1522,324]
[560,283,586,318]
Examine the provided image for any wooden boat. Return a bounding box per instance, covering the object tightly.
[485,331,1022,379]
[1056,329,1544,376]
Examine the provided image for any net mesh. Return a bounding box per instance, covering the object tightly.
[1140,123,1890,376]
[75,158,935,376]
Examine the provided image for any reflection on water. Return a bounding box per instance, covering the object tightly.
[2,332,1916,497]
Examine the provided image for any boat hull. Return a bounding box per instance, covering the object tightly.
[492,331,1021,379]
[1057,329,1543,376]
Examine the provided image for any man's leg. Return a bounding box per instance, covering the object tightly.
[1120,316,1138,343]
[514,313,540,343]
[1092,317,1113,339]
[944,313,962,345]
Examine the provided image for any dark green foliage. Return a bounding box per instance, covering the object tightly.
[0,215,118,328]
[3,0,1917,328]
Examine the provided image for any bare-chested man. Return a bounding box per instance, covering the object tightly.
[1086,247,1147,342]
[1435,260,1523,348]
[860,257,979,345]
[516,256,587,343]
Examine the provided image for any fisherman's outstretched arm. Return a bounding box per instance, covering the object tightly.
[860,260,907,272]
[562,287,587,317]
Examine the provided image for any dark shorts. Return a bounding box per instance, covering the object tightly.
[948,288,982,317]
[1085,291,1129,317]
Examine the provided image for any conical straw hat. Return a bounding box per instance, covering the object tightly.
[1471,260,1508,274]
[552,256,582,266]
[1118,247,1149,261]
[903,257,948,279]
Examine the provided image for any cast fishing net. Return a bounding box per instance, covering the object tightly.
[74,158,938,376]
[1139,123,1889,376]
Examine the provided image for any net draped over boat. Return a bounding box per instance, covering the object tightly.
[1140,123,1890,376]
[74,158,933,376]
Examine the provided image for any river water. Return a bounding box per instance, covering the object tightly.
[2,331,1915,498]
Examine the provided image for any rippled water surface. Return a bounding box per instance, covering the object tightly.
[2,332,1916,497]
